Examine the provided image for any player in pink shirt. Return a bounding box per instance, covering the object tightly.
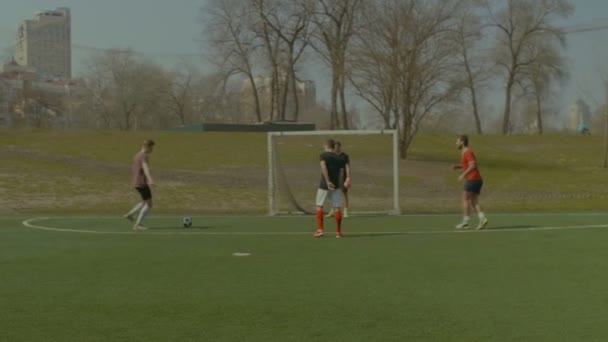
[124,140,155,231]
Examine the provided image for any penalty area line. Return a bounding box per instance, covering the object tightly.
[20,217,608,236]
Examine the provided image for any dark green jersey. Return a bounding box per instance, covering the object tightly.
[319,151,345,190]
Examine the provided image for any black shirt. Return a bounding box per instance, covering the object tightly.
[319,151,345,190]
[338,152,350,167]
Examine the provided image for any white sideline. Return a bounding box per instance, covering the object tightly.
[21,217,608,236]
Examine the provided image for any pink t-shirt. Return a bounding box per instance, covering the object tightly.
[132,151,149,187]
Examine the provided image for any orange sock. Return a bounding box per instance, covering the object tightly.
[316,209,324,230]
[335,210,342,233]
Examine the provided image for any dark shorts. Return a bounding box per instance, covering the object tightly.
[136,186,152,201]
[464,180,483,194]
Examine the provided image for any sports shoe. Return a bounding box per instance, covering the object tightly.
[313,230,325,237]
[455,222,470,230]
[476,218,489,230]
[343,208,349,218]
[325,209,334,218]
[336,233,343,239]
[124,214,134,222]
[133,225,148,232]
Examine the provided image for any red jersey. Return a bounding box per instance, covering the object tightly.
[461,148,482,181]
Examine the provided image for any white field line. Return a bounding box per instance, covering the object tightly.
[11,212,608,220]
[21,217,608,236]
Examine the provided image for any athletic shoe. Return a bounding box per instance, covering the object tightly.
[133,225,147,232]
[476,218,489,230]
[336,233,343,239]
[455,222,470,230]
[343,208,349,218]
[313,230,325,238]
[124,214,134,222]
[325,209,334,218]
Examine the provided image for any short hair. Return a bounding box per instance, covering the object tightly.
[143,139,155,148]
[335,141,342,148]
[325,139,336,149]
[458,135,469,147]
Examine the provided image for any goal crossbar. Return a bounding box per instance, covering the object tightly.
[267,130,401,216]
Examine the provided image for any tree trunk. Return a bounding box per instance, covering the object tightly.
[399,136,408,159]
[535,92,543,135]
[269,70,277,121]
[604,104,608,168]
[330,71,339,129]
[502,75,515,135]
[279,71,290,121]
[464,57,482,134]
[290,66,299,121]
[247,73,263,122]
[339,74,349,129]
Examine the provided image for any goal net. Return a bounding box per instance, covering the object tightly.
[267,130,400,216]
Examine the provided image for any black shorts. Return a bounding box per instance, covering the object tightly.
[135,186,152,201]
[464,180,483,194]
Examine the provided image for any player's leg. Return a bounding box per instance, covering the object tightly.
[124,192,144,222]
[134,186,152,231]
[331,190,343,238]
[342,188,349,218]
[456,188,472,229]
[314,189,328,237]
[470,181,488,230]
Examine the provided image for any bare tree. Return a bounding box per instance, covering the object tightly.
[82,49,171,130]
[164,62,199,126]
[252,0,315,121]
[351,0,463,158]
[522,41,568,134]
[312,0,365,129]
[486,0,573,134]
[205,0,264,122]
[452,0,487,134]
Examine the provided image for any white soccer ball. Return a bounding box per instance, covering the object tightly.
[183,216,193,228]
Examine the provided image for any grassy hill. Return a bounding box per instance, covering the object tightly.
[0,130,605,215]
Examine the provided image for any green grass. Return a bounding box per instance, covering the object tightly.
[1,130,607,214]
[4,214,608,341]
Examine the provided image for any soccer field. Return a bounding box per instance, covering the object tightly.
[4,214,608,341]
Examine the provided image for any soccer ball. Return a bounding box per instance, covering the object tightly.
[183,216,193,228]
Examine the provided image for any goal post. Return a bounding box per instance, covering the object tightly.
[267,130,401,216]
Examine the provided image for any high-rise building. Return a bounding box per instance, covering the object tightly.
[15,7,71,80]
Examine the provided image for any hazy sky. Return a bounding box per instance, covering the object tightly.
[1,0,608,120]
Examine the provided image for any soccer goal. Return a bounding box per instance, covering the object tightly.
[267,130,401,216]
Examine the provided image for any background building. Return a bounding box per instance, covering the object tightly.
[15,7,71,80]
[241,73,317,122]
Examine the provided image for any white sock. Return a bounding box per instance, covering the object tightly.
[463,216,470,223]
[135,204,150,226]
[126,202,144,217]
[478,212,486,220]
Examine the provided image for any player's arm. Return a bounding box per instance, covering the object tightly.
[459,160,476,179]
[143,161,155,185]
[320,160,335,190]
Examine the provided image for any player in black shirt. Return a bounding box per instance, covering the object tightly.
[314,139,346,238]
[326,141,351,218]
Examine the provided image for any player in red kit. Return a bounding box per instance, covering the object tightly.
[314,139,346,238]
[453,135,488,230]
